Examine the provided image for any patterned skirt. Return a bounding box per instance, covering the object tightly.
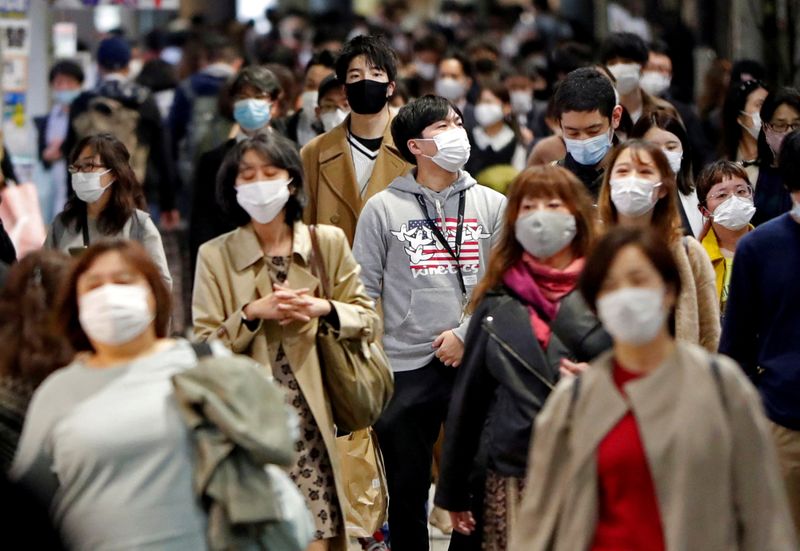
[483,469,526,551]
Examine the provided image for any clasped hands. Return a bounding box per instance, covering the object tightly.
[243,283,331,326]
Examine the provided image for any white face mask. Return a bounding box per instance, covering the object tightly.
[597,287,668,345]
[791,198,800,223]
[711,195,756,230]
[662,148,683,174]
[740,111,762,140]
[639,71,671,97]
[435,77,467,102]
[474,103,505,127]
[79,283,154,346]
[514,210,577,259]
[610,176,662,217]
[236,178,292,224]
[300,90,318,115]
[417,127,471,172]
[415,59,438,81]
[510,90,533,115]
[72,169,113,204]
[320,108,349,132]
[608,63,642,95]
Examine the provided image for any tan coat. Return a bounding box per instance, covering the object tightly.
[509,343,797,551]
[672,236,720,351]
[301,115,413,244]
[192,221,380,551]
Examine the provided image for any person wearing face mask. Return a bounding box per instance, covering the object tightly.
[434,166,611,551]
[282,50,336,147]
[508,226,797,551]
[11,241,212,549]
[45,133,171,290]
[552,68,623,197]
[406,34,446,98]
[194,133,381,551]
[693,162,756,316]
[315,74,350,134]
[720,129,800,540]
[464,82,529,184]
[721,79,768,184]
[750,88,800,226]
[434,51,478,131]
[189,66,282,275]
[301,35,412,244]
[63,36,179,231]
[353,95,506,551]
[598,140,720,351]
[35,61,84,220]
[599,33,680,126]
[630,111,703,237]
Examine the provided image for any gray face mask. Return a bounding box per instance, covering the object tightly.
[514,210,577,259]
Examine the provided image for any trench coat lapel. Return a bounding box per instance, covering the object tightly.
[318,123,359,221]
[363,119,407,200]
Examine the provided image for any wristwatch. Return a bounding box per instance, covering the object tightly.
[241,303,260,330]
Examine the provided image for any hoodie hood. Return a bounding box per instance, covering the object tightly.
[389,169,477,197]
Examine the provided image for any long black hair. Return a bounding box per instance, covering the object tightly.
[630,111,695,195]
[720,79,766,161]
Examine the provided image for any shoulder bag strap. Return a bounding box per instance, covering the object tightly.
[308,225,332,300]
[190,341,213,359]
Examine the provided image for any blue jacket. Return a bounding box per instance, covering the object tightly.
[719,213,800,430]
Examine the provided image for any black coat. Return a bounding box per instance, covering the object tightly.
[434,287,611,512]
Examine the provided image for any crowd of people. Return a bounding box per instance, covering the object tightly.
[0,3,800,550]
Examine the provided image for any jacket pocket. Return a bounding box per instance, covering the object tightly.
[394,287,462,344]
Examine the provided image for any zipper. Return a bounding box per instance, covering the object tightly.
[482,319,556,392]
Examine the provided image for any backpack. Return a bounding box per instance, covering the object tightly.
[72,96,150,186]
[177,80,233,185]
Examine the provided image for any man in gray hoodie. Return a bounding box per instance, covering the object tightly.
[353,95,506,550]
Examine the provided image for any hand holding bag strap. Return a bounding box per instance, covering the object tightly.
[308,225,332,299]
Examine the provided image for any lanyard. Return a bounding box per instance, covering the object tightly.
[82,214,90,247]
[414,190,468,300]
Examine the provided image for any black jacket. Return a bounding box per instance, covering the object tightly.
[434,287,611,512]
[62,79,177,211]
[559,153,605,199]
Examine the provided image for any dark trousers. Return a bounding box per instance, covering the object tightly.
[374,358,455,551]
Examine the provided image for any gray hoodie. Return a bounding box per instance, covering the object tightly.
[353,170,506,372]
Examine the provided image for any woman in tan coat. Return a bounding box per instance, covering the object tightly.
[509,227,796,551]
[192,133,380,551]
[598,139,720,350]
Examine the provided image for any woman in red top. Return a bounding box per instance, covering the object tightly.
[508,226,796,551]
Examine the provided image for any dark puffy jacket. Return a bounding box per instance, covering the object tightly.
[435,286,611,512]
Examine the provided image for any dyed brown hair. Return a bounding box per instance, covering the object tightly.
[471,165,597,309]
[598,139,682,243]
[0,251,75,385]
[57,240,171,352]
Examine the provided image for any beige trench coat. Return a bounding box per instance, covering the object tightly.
[192,221,380,551]
[301,114,413,244]
[509,342,796,551]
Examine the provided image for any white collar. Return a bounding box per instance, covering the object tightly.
[473,125,515,151]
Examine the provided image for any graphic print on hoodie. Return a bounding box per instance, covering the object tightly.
[353,170,507,372]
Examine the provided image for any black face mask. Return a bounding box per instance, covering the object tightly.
[345,79,390,115]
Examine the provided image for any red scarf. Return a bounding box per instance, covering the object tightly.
[502,253,585,347]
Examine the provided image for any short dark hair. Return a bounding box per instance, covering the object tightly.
[600,32,649,66]
[553,67,616,121]
[49,60,84,84]
[230,66,282,100]
[440,50,474,79]
[391,95,462,165]
[203,34,241,64]
[550,42,593,77]
[305,49,336,73]
[630,111,694,194]
[731,59,767,85]
[61,133,146,236]
[57,240,171,353]
[317,73,343,101]
[216,132,306,227]
[758,87,800,165]
[695,160,752,205]
[335,34,398,83]
[648,39,670,57]
[413,34,447,56]
[779,129,800,192]
[580,226,682,323]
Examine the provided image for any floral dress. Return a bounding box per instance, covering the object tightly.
[266,255,341,540]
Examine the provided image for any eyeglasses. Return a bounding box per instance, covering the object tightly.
[766,121,800,133]
[708,186,753,202]
[68,162,106,174]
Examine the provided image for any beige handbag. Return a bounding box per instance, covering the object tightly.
[336,429,389,538]
[308,225,394,432]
